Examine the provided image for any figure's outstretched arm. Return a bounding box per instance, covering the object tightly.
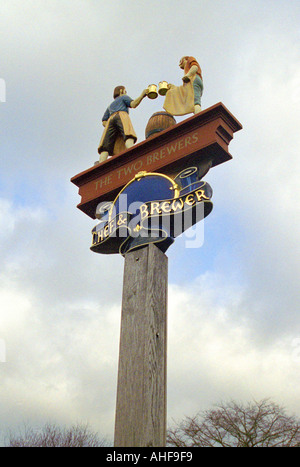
[182,65,198,83]
[130,89,148,108]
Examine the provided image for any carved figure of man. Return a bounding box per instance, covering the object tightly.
[163,56,203,116]
[179,56,203,113]
[98,86,148,162]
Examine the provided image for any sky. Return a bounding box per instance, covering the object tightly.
[0,0,300,445]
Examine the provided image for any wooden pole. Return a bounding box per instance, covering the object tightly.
[114,243,168,447]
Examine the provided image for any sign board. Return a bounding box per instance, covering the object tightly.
[71,102,242,255]
[90,171,213,255]
[71,103,242,219]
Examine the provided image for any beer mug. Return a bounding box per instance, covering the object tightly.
[158,81,169,96]
[147,84,158,99]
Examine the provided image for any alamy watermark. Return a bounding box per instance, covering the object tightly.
[0,79,6,102]
[95,193,207,249]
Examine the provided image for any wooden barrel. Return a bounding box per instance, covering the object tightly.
[145,111,176,139]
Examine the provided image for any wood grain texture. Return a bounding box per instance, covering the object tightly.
[114,244,168,447]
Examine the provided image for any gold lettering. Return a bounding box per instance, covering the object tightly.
[185,136,192,146]
[104,225,109,237]
[95,175,112,190]
[192,133,198,143]
[160,201,171,213]
[167,142,177,155]
[134,160,143,171]
[178,139,184,150]
[171,198,184,212]
[185,194,195,206]
[96,229,104,243]
[150,202,161,215]
[109,219,115,235]
[195,189,210,202]
[140,203,149,221]
[117,214,127,226]
[123,165,134,176]
[92,232,98,245]
[160,148,166,158]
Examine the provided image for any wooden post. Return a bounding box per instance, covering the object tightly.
[114,243,168,447]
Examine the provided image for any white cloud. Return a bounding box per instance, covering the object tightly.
[1,270,299,443]
[167,282,300,424]
[0,276,121,441]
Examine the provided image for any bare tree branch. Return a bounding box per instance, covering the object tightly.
[167,399,300,447]
[6,422,109,447]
